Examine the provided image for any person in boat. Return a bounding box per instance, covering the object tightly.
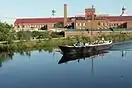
[85,43,89,46]
[74,41,84,46]
[101,37,105,43]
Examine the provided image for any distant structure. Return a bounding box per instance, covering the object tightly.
[52,9,56,17]
[120,6,126,16]
[85,5,95,18]
[64,4,68,27]
[14,4,132,31]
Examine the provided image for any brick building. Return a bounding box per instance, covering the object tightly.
[14,4,132,31]
[74,16,132,30]
[74,6,132,30]
[14,17,71,31]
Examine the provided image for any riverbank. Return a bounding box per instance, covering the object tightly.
[0,33,132,52]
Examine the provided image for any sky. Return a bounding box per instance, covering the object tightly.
[0,0,131,24]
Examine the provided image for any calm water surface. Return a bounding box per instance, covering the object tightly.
[0,42,132,88]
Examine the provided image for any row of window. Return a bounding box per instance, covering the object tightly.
[16,24,54,28]
[76,22,123,27]
[76,23,86,27]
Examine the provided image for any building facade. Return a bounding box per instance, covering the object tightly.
[74,16,132,30]
[14,18,71,31]
[14,4,132,31]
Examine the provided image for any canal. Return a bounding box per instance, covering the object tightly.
[0,41,132,88]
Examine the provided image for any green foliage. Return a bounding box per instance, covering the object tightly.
[36,31,50,39]
[54,22,64,28]
[32,31,39,38]
[17,31,32,40]
[50,32,64,38]
[0,33,132,52]
[0,22,14,42]
[40,25,48,30]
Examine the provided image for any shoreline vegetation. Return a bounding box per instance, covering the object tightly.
[0,22,132,52]
[1,32,132,52]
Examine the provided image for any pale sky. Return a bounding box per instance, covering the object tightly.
[0,0,131,24]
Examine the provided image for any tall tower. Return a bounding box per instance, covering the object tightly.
[64,4,67,27]
[85,5,95,18]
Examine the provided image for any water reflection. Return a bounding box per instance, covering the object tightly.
[0,49,129,68]
[0,52,14,67]
[58,50,109,64]
[58,49,130,76]
[0,42,132,88]
[0,48,59,67]
[58,50,109,76]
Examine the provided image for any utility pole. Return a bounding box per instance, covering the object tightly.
[91,5,94,35]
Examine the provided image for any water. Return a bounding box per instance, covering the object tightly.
[0,42,132,88]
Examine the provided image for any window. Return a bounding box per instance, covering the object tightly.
[83,23,86,26]
[98,22,101,25]
[22,25,25,28]
[37,25,39,28]
[76,23,78,26]
[17,25,20,28]
[29,25,31,27]
[80,23,82,26]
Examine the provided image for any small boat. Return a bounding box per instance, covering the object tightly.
[58,40,113,55]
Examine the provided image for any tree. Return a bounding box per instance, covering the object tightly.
[0,22,14,41]
[32,31,39,38]
[40,25,48,30]
[54,22,64,28]
[17,31,32,40]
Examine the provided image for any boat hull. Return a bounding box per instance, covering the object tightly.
[59,44,113,55]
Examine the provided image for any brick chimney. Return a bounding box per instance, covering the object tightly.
[64,4,67,27]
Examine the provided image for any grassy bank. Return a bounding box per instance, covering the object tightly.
[0,33,132,52]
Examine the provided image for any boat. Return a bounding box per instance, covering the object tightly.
[58,50,109,64]
[58,40,113,55]
[58,9,113,55]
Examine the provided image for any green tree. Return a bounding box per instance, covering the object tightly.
[32,31,39,38]
[54,22,64,28]
[0,22,14,41]
[40,25,48,30]
[17,31,32,41]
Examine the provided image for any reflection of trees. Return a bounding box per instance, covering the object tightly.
[43,47,54,53]
[0,52,14,67]
[17,51,31,58]
[0,46,57,67]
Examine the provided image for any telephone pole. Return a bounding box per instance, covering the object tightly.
[91,5,94,35]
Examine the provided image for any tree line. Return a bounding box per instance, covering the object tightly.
[0,22,64,43]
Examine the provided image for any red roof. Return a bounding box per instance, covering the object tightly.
[14,17,71,24]
[103,16,132,21]
[14,16,132,25]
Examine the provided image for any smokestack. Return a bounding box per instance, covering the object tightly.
[64,4,67,27]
